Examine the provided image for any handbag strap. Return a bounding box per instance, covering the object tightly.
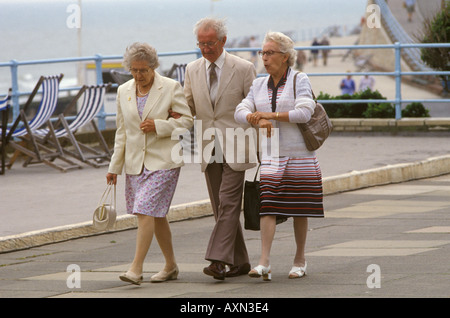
[293,71,316,101]
[99,183,116,208]
[252,163,261,182]
[98,184,111,206]
[112,183,116,208]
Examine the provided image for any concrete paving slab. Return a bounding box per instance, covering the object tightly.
[407,226,450,234]
[348,184,450,196]
[355,200,449,207]
[325,240,450,249]
[1,174,449,300]
[330,204,441,214]
[307,247,437,257]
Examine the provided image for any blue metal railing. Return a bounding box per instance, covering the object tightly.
[375,0,431,72]
[1,42,449,129]
[291,42,450,120]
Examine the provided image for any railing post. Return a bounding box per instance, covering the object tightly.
[195,48,202,59]
[94,54,106,130]
[394,42,402,120]
[10,60,20,121]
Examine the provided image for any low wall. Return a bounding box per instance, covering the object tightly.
[331,117,450,132]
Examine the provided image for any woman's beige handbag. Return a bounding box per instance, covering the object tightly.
[293,72,333,151]
[93,183,117,230]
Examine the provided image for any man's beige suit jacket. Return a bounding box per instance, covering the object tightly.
[184,51,257,172]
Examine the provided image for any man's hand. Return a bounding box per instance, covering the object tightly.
[168,109,181,119]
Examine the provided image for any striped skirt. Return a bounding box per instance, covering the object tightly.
[259,156,324,218]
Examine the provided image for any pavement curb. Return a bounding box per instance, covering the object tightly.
[322,154,450,194]
[1,154,449,254]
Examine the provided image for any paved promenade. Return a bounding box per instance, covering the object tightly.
[0,172,449,300]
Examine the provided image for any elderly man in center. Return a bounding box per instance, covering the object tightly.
[184,17,257,280]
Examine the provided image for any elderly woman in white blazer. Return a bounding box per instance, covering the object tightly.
[235,32,324,281]
[107,42,193,285]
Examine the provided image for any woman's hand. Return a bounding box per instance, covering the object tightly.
[140,119,156,133]
[258,119,274,138]
[246,111,273,125]
[106,173,117,185]
[246,112,276,137]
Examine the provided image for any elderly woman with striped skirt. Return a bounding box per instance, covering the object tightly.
[235,31,324,281]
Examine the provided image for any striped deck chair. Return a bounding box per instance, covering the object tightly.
[34,83,112,168]
[110,69,133,85]
[167,63,187,86]
[175,64,186,86]
[3,74,81,172]
[0,89,11,175]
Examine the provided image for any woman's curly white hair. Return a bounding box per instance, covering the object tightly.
[122,42,160,70]
[263,32,297,67]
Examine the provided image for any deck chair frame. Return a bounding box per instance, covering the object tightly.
[166,63,187,86]
[0,89,11,175]
[5,74,82,172]
[110,70,133,85]
[34,83,112,168]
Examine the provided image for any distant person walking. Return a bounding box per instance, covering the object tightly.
[340,71,356,95]
[359,75,375,92]
[249,36,259,66]
[320,36,330,66]
[404,0,416,22]
[296,50,307,71]
[107,42,193,285]
[310,38,320,66]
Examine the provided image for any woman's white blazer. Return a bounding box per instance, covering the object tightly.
[108,72,193,175]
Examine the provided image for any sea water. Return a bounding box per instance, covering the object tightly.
[0,0,367,92]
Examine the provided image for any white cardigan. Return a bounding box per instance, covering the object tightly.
[234,70,316,157]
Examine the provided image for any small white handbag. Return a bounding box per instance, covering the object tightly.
[93,183,117,231]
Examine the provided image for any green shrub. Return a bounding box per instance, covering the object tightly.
[420,5,449,93]
[318,90,431,118]
[363,103,395,118]
[318,89,394,118]
[401,102,430,117]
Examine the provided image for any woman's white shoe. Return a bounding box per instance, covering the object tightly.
[289,262,307,279]
[119,270,143,285]
[150,266,179,283]
[248,265,272,281]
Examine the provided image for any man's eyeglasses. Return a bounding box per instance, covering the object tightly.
[197,40,220,49]
[258,50,284,57]
[130,68,150,75]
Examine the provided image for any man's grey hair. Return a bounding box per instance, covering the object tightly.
[263,32,297,67]
[122,42,160,70]
[193,17,228,40]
